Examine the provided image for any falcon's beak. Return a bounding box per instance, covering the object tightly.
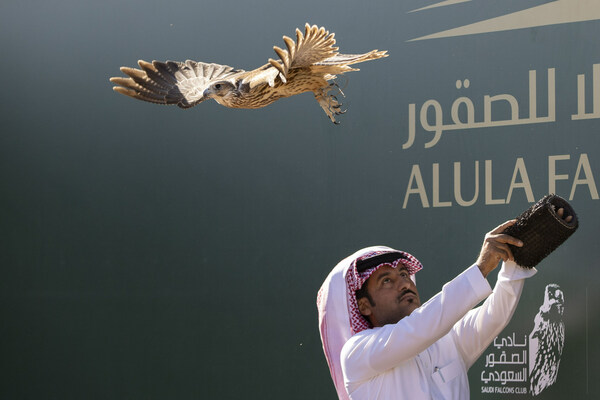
[203,88,212,98]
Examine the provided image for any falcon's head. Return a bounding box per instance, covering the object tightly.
[203,81,237,103]
[544,284,565,318]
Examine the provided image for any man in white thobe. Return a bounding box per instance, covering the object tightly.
[317,218,555,400]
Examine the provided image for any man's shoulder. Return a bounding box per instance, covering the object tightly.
[341,325,393,360]
[341,327,384,355]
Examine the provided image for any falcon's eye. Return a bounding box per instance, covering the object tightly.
[214,84,222,89]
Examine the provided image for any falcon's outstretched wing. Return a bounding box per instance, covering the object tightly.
[268,24,338,80]
[110,60,243,108]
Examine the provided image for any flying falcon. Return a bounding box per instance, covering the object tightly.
[110,23,388,123]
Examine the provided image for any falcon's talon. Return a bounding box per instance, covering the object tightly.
[330,79,347,97]
[110,23,388,124]
[314,85,347,123]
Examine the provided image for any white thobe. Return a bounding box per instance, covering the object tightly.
[341,261,536,400]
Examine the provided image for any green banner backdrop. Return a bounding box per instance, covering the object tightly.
[1,1,598,399]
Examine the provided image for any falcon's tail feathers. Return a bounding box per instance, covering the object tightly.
[317,50,388,66]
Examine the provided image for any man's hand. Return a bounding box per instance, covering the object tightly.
[556,207,574,224]
[477,208,574,277]
[476,220,523,278]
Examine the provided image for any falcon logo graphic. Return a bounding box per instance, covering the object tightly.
[529,284,565,396]
[110,24,387,124]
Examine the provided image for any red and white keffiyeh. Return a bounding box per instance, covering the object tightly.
[316,246,423,400]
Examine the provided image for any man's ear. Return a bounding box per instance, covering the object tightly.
[358,297,372,317]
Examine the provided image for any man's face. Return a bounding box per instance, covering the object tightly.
[357,265,421,327]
